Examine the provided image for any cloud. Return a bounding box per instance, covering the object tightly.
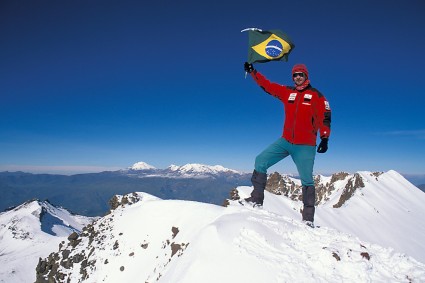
[0,165,122,175]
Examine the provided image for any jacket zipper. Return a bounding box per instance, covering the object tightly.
[291,92,301,143]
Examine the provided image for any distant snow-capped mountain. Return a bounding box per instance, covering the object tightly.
[0,200,96,283]
[125,161,244,179]
[128,161,156,171]
[36,191,425,282]
[167,163,240,176]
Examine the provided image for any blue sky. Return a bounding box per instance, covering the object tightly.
[1,0,424,180]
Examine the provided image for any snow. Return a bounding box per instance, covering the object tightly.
[39,186,425,282]
[234,170,425,263]
[129,161,239,174]
[129,161,156,170]
[3,169,425,282]
[318,170,425,262]
[0,200,95,283]
[126,162,243,178]
[170,163,240,174]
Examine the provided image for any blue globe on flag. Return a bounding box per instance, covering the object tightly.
[265,40,283,58]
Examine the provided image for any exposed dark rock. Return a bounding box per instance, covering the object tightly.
[108,195,121,211]
[108,192,144,212]
[170,242,188,257]
[266,172,300,200]
[35,253,66,283]
[222,188,240,206]
[60,259,73,269]
[62,250,71,260]
[332,252,341,261]
[67,232,78,241]
[171,243,181,257]
[67,232,81,248]
[171,227,179,239]
[330,172,350,183]
[333,173,365,208]
[73,253,85,263]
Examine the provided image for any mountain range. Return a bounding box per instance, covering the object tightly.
[0,162,251,216]
[1,167,425,282]
[34,169,425,282]
[1,162,423,218]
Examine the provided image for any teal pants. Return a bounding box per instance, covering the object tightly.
[255,138,316,186]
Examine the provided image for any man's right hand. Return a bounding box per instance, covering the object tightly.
[244,62,254,73]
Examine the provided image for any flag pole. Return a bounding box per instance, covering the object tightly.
[241,28,261,78]
[241,28,262,33]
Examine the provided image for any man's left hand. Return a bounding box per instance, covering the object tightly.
[317,138,328,153]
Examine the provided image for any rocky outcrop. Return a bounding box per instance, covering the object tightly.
[35,223,99,282]
[226,171,371,208]
[266,172,301,201]
[333,173,365,208]
[108,192,146,211]
[263,171,353,205]
[35,192,190,282]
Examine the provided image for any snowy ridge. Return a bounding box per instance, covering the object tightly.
[0,200,96,282]
[231,170,425,263]
[35,192,425,282]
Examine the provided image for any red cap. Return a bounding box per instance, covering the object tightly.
[292,64,309,78]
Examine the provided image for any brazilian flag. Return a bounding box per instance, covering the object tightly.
[246,29,295,64]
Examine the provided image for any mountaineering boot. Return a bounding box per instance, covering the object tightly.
[303,221,315,228]
[244,170,267,206]
[302,185,316,224]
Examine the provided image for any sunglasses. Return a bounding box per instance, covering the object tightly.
[293,72,305,78]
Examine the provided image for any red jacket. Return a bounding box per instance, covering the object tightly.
[251,71,331,146]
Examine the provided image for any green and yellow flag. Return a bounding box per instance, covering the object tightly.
[243,28,295,64]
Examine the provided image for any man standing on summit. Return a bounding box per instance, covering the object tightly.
[243,62,331,227]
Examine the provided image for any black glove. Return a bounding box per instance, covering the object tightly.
[317,138,328,153]
[244,62,254,73]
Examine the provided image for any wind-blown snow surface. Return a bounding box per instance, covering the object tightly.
[0,200,95,282]
[39,192,425,282]
[237,170,425,263]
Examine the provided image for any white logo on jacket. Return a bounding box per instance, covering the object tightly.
[289,93,297,101]
[324,101,331,110]
[304,94,312,100]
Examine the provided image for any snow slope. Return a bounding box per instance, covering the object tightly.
[235,170,425,263]
[0,200,95,283]
[36,192,425,283]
